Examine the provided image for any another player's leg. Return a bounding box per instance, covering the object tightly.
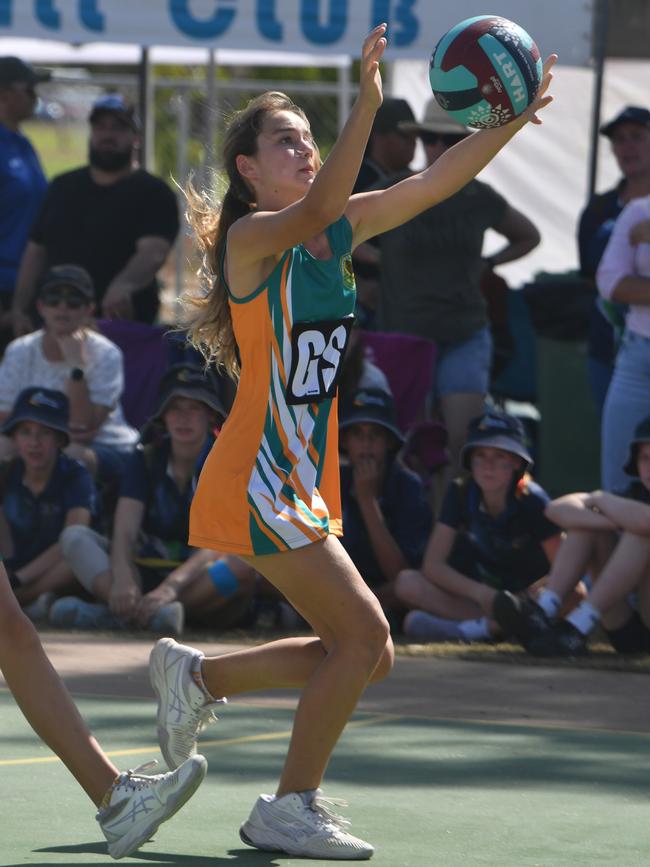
[0,563,207,859]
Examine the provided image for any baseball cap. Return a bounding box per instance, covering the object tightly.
[372,97,416,135]
[460,410,532,471]
[2,387,69,442]
[39,265,94,302]
[623,415,650,476]
[339,386,405,446]
[148,364,226,428]
[600,106,650,138]
[0,56,51,87]
[399,98,470,137]
[89,93,139,131]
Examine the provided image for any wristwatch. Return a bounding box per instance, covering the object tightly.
[69,367,85,382]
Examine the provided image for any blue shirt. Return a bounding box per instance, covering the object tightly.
[340,459,432,586]
[2,453,95,569]
[439,475,559,592]
[0,123,46,293]
[119,436,213,561]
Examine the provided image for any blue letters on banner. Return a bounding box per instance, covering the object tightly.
[80,0,105,31]
[301,0,346,45]
[372,0,418,46]
[36,0,61,29]
[0,0,11,26]
[258,0,283,42]
[169,0,237,39]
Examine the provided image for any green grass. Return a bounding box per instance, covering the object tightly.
[23,120,87,178]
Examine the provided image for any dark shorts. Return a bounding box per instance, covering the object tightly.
[448,533,549,594]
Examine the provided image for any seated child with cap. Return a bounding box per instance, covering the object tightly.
[493,414,650,656]
[396,409,563,643]
[0,387,95,616]
[50,364,256,635]
[338,386,432,630]
[0,264,139,485]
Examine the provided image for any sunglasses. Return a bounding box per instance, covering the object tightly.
[40,290,88,309]
[419,132,468,147]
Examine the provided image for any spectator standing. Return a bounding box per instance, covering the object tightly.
[578,106,650,415]
[375,99,540,483]
[0,57,49,346]
[396,410,561,643]
[351,97,417,326]
[597,193,650,493]
[0,387,95,616]
[339,386,432,630]
[11,93,179,330]
[0,265,139,482]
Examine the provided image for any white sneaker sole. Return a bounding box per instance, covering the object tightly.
[107,755,207,859]
[239,820,374,860]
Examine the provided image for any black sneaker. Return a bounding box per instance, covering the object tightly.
[527,621,588,657]
[492,591,551,646]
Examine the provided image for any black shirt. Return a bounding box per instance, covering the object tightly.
[30,167,179,322]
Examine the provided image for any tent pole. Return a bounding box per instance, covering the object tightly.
[587,0,609,199]
[138,45,155,171]
[205,48,218,181]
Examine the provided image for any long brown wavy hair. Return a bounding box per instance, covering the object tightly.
[183,91,315,380]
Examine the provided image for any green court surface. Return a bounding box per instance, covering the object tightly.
[1,688,649,866]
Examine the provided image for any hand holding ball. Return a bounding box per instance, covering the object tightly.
[430,15,543,129]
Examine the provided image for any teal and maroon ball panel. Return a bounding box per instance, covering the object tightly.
[430,15,543,129]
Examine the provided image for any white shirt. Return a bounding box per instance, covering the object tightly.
[597,195,650,339]
[0,329,139,448]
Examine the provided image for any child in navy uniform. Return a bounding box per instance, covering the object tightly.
[51,364,256,635]
[339,386,431,629]
[0,386,95,615]
[396,409,562,642]
[494,414,650,656]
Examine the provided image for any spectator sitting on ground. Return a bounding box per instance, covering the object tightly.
[396,409,563,643]
[49,363,256,636]
[493,414,650,657]
[339,386,432,631]
[0,265,139,484]
[11,93,179,331]
[0,387,95,618]
[0,57,50,351]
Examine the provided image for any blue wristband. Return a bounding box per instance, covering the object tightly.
[207,559,240,599]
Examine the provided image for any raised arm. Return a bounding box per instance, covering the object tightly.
[227,25,386,270]
[347,56,556,247]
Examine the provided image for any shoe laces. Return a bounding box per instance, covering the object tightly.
[112,760,170,793]
[184,697,226,735]
[309,791,351,831]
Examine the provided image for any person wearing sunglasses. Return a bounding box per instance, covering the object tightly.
[0,264,139,484]
[374,98,540,496]
[0,57,50,351]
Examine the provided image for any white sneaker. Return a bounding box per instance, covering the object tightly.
[97,755,207,860]
[240,790,374,860]
[149,637,225,769]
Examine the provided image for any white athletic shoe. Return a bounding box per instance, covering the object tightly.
[97,755,207,860]
[240,790,374,860]
[149,637,225,769]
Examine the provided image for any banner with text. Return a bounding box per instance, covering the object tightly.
[0,1,594,65]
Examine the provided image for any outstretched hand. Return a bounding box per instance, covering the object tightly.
[358,23,387,112]
[524,54,557,125]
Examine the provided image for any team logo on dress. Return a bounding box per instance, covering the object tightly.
[287,316,354,405]
[340,254,356,290]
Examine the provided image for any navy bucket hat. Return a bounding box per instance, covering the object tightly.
[460,410,532,471]
[1,387,69,443]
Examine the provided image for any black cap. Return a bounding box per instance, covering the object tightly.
[0,56,50,87]
[2,387,69,442]
[89,93,139,131]
[600,106,650,138]
[460,410,532,471]
[39,265,94,302]
[623,415,650,476]
[372,97,416,135]
[148,364,226,428]
[339,387,405,446]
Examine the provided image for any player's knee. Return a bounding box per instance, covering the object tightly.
[355,607,392,669]
[370,635,395,683]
